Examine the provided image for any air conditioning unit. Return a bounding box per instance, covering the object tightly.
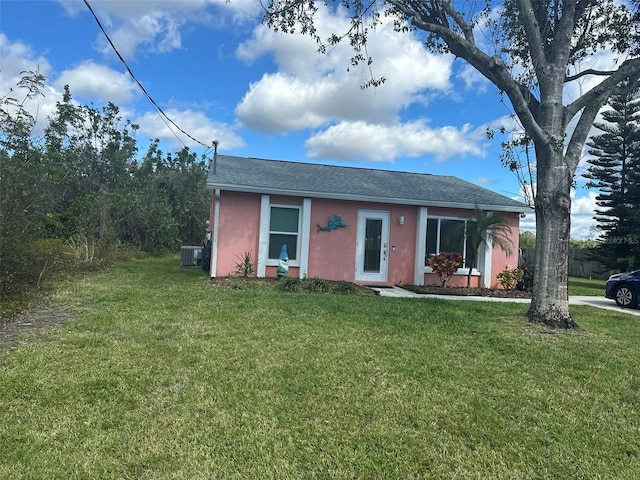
[180,246,203,267]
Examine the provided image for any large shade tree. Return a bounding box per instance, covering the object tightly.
[263,0,640,328]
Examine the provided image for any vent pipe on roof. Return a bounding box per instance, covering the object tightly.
[212,140,219,175]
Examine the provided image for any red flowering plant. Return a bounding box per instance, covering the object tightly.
[428,252,463,287]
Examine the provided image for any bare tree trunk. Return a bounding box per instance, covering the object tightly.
[527,150,577,329]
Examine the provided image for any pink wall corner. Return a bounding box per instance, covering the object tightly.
[489,212,521,289]
[419,207,521,289]
[215,191,262,277]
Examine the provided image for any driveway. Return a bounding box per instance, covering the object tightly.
[374,287,640,316]
[570,296,640,316]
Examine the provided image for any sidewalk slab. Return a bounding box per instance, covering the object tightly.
[372,287,640,315]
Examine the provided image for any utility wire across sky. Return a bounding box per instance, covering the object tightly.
[82,0,212,151]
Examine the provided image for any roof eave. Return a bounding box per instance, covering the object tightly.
[208,182,533,214]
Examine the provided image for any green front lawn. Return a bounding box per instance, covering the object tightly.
[569,276,606,296]
[1,258,638,479]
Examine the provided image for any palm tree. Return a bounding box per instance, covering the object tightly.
[465,206,514,288]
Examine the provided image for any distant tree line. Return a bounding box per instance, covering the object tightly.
[1,71,210,308]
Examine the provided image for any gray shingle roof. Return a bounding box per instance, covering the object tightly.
[207,155,530,213]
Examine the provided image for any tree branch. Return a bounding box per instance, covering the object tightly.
[388,0,546,146]
[565,100,600,174]
[515,0,548,78]
[565,68,621,83]
[435,0,476,44]
[564,57,640,121]
[548,0,579,67]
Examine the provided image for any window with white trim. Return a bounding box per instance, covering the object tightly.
[268,206,300,261]
[425,217,476,269]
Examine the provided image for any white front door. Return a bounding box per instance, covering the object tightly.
[355,210,390,283]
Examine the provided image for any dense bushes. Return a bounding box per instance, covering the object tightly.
[1,73,210,311]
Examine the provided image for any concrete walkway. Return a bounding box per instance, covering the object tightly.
[373,286,640,316]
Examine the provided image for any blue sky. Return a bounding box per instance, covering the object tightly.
[2,0,615,239]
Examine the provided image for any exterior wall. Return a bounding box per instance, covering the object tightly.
[420,207,521,289]
[385,204,419,286]
[489,212,520,287]
[307,199,418,285]
[211,190,521,288]
[422,206,477,288]
[307,199,358,281]
[263,195,304,279]
[214,191,262,277]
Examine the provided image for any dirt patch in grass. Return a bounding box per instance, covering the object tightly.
[400,284,532,298]
[0,301,76,351]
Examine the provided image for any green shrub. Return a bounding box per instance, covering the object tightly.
[335,280,358,294]
[0,238,71,298]
[276,277,302,292]
[233,252,255,278]
[496,266,524,290]
[302,277,331,293]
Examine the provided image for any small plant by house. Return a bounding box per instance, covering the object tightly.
[496,265,524,290]
[302,277,331,293]
[234,252,255,278]
[275,276,355,294]
[276,277,302,292]
[428,252,463,287]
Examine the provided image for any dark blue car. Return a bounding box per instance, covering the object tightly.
[605,270,640,308]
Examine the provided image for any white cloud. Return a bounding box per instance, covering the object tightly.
[235,74,343,133]
[457,64,490,93]
[571,191,599,239]
[475,176,500,185]
[95,11,185,59]
[0,34,58,135]
[304,120,485,162]
[235,5,454,140]
[511,186,598,239]
[135,108,244,151]
[61,0,260,60]
[54,62,138,105]
[0,33,51,80]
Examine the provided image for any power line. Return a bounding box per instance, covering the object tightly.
[83,0,210,150]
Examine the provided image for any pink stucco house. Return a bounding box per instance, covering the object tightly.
[206,155,530,288]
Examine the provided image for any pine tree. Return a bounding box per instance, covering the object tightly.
[585,85,640,271]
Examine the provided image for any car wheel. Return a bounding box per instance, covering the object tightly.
[614,285,637,308]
